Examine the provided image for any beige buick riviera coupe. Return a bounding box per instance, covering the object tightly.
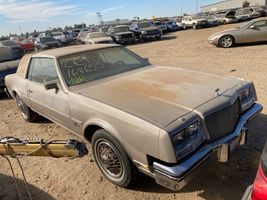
[5,44,262,191]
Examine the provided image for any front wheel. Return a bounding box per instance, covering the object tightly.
[16,95,38,122]
[92,129,137,188]
[219,35,234,48]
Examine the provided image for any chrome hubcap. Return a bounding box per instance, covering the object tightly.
[96,141,123,178]
[221,37,232,47]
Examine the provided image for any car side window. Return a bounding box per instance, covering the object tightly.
[28,58,58,84]
[253,20,267,28]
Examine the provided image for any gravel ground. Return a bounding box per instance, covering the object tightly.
[0,23,267,200]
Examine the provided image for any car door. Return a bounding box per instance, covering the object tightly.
[239,20,267,43]
[26,57,72,128]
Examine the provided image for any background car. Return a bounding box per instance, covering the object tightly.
[215,10,239,24]
[35,36,61,50]
[108,25,135,44]
[208,17,267,48]
[17,39,35,51]
[0,46,22,91]
[0,40,24,58]
[163,21,180,31]
[129,21,161,41]
[51,32,67,44]
[242,141,267,200]
[77,30,90,44]
[83,32,113,44]
[153,21,168,33]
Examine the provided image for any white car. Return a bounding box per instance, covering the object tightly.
[84,32,113,44]
[51,32,67,43]
[182,15,208,30]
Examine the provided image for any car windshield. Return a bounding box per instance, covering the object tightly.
[113,27,129,33]
[138,22,153,28]
[88,32,107,39]
[58,47,149,87]
[40,37,57,43]
[1,40,17,46]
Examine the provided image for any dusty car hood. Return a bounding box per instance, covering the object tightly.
[74,66,242,128]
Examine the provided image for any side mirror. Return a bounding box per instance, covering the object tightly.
[44,80,58,90]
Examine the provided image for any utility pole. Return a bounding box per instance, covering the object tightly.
[180,5,183,16]
[96,12,103,26]
[196,0,199,14]
[19,25,23,35]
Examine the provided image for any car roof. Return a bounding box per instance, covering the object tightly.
[32,44,120,58]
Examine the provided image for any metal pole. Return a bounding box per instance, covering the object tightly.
[196,0,199,14]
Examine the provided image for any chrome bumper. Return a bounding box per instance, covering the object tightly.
[153,103,263,191]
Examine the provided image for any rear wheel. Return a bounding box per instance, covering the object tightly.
[219,35,234,48]
[16,95,38,122]
[92,129,137,188]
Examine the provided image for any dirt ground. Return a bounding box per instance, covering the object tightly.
[1,23,267,200]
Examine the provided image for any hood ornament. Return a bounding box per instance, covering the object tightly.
[215,88,221,97]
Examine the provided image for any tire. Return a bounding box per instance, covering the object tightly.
[183,24,187,30]
[219,35,234,48]
[16,95,38,122]
[92,129,137,188]
[156,35,161,40]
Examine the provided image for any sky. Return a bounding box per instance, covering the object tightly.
[0,0,221,35]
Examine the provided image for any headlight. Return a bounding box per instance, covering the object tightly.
[239,86,256,112]
[172,120,204,160]
[141,30,147,34]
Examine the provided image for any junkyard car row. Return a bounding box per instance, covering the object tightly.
[0,5,267,198]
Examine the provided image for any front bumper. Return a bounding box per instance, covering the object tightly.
[141,33,161,39]
[153,103,262,191]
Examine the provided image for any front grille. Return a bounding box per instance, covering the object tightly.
[121,34,132,39]
[146,30,160,35]
[205,99,240,142]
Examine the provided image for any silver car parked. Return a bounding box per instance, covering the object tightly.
[208,17,267,48]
